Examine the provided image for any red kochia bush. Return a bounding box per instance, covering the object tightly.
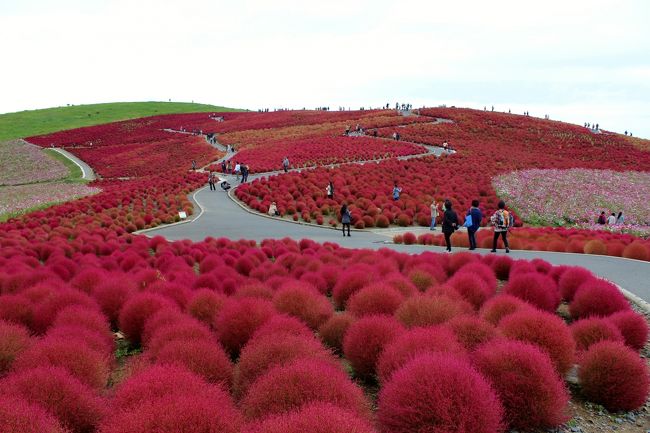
[569,279,630,319]
[377,326,466,383]
[0,294,33,328]
[99,390,242,433]
[0,395,68,433]
[343,315,405,379]
[332,270,375,309]
[53,306,113,347]
[153,339,233,388]
[473,340,569,430]
[346,283,404,317]
[13,337,110,389]
[1,366,106,433]
[570,317,624,352]
[242,402,378,433]
[498,309,575,375]
[145,319,213,357]
[396,294,472,328]
[186,289,227,326]
[446,272,493,310]
[0,320,31,375]
[214,298,276,356]
[479,294,533,325]
[503,272,560,312]
[377,353,504,433]
[607,310,649,351]
[236,334,335,396]
[32,289,99,334]
[578,341,650,411]
[249,314,313,343]
[272,283,333,329]
[558,267,594,301]
[318,312,356,352]
[240,359,370,421]
[446,315,499,352]
[118,293,177,345]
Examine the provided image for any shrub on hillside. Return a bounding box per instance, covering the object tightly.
[377,353,504,433]
[473,340,569,430]
[445,315,499,351]
[446,272,493,310]
[578,341,650,411]
[53,306,113,346]
[145,319,213,357]
[272,283,333,329]
[342,315,404,379]
[240,359,370,421]
[0,395,68,433]
[456,261,498,292]
[118,293,177,345]
[186,288,228,326]
[46,324,114,356]
[569,279,630,319]
[93,276,137,325]
[318,312,356,352]
[558,267,594,302]
[503,272,560,312]
[622,242,650,261]
[491,255,513,280]
[498,309,575,375]
[571,317,624,352]
[32,289,99,334]
[332,269,375,309]
[1,366,106,433]
[214,298,276,356]
[0,320,31,375]
[607,310,649,351]
[249,314,313,343]
[0,294,33,329]
[346,283,404,317]
[395,294,472,328]
[479,294,533,325]
[242,402,378,433]
[377,326,466,382]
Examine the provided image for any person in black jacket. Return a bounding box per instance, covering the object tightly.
[441,199,458,252]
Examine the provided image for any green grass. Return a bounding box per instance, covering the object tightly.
[43,149,84,181]
[0,101,245,141]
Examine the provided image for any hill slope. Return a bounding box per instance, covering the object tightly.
[0,101,243,141]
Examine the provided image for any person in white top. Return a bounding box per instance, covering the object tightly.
[606,213,616,225]
[234,162,241,181]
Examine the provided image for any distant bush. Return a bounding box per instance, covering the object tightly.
[347,283,404,317]
[318,313,356,352]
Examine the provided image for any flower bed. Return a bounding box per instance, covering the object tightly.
[0,140,68,185]
[0,183,100,218]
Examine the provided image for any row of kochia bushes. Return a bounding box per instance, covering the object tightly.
[0,236,648,433]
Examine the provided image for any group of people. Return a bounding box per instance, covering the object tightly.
[431,199,513,253]
[219,160,250,183]
[207,172,231,191]
[597,211,625,225]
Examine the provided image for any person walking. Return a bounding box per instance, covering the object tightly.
[282,156,290,173]
[441,199,458,252]
[466,199,482,250]
[208,172,216,191]
[616,211,625,225]
[234,162,241,181]
[226,160,232,174]
[221,160,226,173]
[392,182,402,201]
[191,160,197,171]
[490,200,511,253]
[341,203,351,237]
[240,163,249,183]
[430,200,439,230]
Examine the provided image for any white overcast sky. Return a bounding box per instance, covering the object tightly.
[1,0,649,137]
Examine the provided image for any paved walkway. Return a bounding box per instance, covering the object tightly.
[49,147,96,181]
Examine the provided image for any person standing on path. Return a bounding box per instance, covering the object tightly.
[466,199,483,250]
[221,160,226,173]
[490,200,511,253]
[341,203,351,237]
[240,163,249,183]
[392,182,402,201]
[430,200,439,230]
[226,160,232,174]
[234,162,241,181]
[282,156,290,173]
[208,172,216,191]
[191,160,197,171]
[441,199,458,252]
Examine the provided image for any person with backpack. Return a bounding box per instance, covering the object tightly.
[441,199,458,252]
[466,199,482,250]
[341,203,351,237]
[490,200,512,253]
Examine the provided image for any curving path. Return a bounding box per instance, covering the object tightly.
[48,147,96,181]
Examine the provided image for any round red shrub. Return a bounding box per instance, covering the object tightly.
[446,315,499,352]
[214,298,276,356]
[377,326,466,383]
[318,312,356,352]
[242,402,377,433]
[479,294,533,325]
[140,307,186,346]
[240,358,370,421]
[1,366,106,433]
[235,282,275,300]
[395,294,472,328]
[118,293,177,345]
[406,268,436,291]
[583,239,607,255]
[347,283,404,317]
[0,320,31,375]
[0,395,68,433]
[491,255,513,280]
[377,353,504,433]
[272,283,333,329]
[93,276,137,325]
[13,336,110,389]
[607,310,649,351]
[99,389,241,433]
[569,279,630,319]
[503,272,560,312]
[32,289,99,334]
[249,314,313,343]
[236,333,335,396]
[46,325,114,356]
[578,341,650,411]
[332,269,375,309]
[498,309,575,375]
[447,272,493,310]
[474,340,569,430]
[185,289,227,326]
[0,294,33,329]
[53,306,112,347]
[456,262,497,292]
[402,232,417,245]
[558,267,594,302]
[342,315,405,379]
[146,319,213,357]
[571,317,624,352]
[622,241,650,261]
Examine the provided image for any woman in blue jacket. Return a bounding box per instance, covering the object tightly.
[466,199,482,250]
